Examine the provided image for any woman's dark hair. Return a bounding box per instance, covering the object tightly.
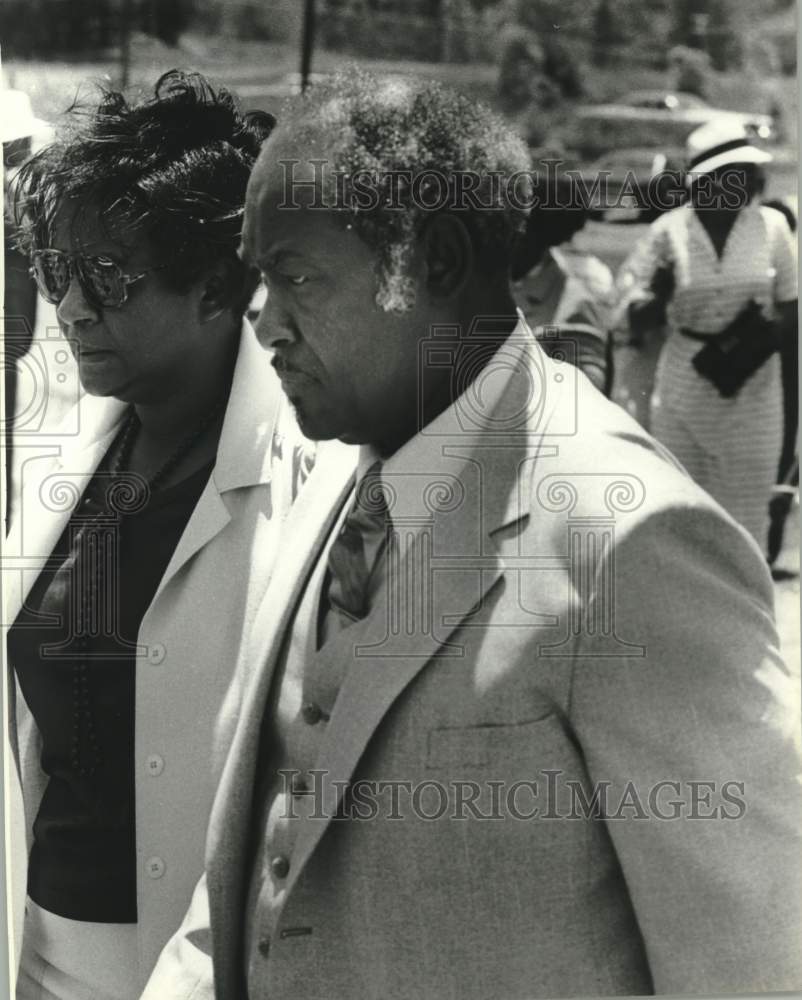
[13,69,274,302]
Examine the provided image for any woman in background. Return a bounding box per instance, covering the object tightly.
[622,119,797,549]
[763,197,799,564]
[6,71,308,999]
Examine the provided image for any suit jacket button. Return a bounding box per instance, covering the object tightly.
[147,644,166,665]
[146,754,165,776]
[146,856,166,879]
[301,702,323,725]
[270,855,290,879]
[258,936,271,957]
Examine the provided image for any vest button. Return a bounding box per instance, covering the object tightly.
[270,855,290,879]
[301,701,323,725]
[258,936,271,957]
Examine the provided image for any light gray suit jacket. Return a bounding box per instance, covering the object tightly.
[144,329,801,999]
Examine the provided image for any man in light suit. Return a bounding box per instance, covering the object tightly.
[144,70,802,999]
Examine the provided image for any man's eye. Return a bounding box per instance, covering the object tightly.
[288,275,309,286]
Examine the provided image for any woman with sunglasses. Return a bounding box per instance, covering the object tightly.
[5,71,309,1000]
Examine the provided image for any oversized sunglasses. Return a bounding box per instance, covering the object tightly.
[29,249,169,309]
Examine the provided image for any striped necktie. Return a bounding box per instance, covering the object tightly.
[325,461,390,631]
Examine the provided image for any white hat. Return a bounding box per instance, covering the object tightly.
[1,89,51,144]
[685,117,772,177]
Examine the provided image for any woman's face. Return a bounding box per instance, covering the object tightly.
[694,163,765,213]
[50,205,217,403]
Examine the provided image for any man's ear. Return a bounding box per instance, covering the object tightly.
[422,213,474,299]
[199,258,250,322]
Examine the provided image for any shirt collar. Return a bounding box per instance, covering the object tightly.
[357,444,382,485]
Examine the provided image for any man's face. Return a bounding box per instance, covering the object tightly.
[241,133,427,449]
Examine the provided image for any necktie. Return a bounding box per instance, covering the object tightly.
[325,461,390,631]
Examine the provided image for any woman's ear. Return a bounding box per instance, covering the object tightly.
[199,258,249,322]
[422,213,474,299]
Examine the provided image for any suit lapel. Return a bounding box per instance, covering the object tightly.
[236,438,358,709]
[148,477,232,605]
[148,322,283,602]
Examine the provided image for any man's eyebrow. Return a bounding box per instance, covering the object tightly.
[252,248,308,270]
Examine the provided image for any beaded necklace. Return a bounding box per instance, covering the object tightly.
[70,398,227,777]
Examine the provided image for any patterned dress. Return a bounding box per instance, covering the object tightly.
[621,202,797,547]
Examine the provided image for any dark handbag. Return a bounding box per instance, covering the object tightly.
[688,300,781,398]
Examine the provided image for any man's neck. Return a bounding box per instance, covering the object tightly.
[375,297,519,459]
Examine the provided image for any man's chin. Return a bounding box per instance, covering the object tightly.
[290,405,371,448]
[78,378,126,399]
[78,373,141,401]
[290,401,340,443]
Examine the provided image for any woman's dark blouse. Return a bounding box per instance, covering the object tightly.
[8,459,213,923]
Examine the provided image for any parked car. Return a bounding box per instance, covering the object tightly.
[618,90,711,113]
[579,147,686,223]
[572,90,774,157]
[620,90,775,135]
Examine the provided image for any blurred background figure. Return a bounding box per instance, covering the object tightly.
[2,87,51,527]
[621,118,798,551]
[762,196,799,565]
[763,198,800,480]
[611,239,668,432]
[511,173,615,396]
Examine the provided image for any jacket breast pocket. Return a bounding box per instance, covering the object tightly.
[425,713,564,769]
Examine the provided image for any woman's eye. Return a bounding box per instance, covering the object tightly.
[288,274,309,286]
